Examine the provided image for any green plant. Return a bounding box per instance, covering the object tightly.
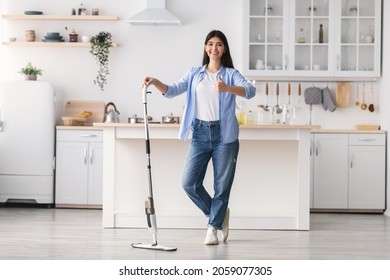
[19,62,43,76]
[90,31,113,91]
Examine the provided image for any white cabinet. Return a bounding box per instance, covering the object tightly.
[55,129,103,208]
[289,0,335,77]
[312,133,349,208]
[348,134,386,209]
[243,0,382,78]
[243,0,289,76]
[334,0,381,77]
[311,132,386,211]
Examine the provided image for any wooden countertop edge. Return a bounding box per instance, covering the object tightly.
[58,124,386,134]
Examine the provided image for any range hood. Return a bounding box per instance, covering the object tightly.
[126,0,182,26]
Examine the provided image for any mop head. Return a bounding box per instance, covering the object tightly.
[131,243,177,251]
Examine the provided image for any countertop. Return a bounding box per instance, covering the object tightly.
[56,125,102,130]
[58,123,385,134]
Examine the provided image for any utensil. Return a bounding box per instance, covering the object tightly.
[355,83,360,106]
[281,83,296,124]
[272,83,283,124]
[275,83,283,113]
[361,83,367,110]
[368,83,375,112]
[162,113,180,124]
[264,83,270,111]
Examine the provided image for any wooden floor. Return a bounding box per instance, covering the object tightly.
[0,206,389,260]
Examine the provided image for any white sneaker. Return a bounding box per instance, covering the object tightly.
[221,208,230,242]
[204,226,219,245]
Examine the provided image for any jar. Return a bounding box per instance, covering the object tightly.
[25,30,36,42]
[69,30,78,42]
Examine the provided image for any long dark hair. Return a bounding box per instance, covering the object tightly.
[202,30,234,68]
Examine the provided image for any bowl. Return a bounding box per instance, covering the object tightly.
[47,32,60,37]
[162,115,180,124]
[81,35,90,43]
[9,37,17,42]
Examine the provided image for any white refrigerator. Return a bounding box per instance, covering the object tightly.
[0,81,55,205]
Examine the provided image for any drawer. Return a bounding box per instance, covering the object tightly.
[57,130,103,142]
[349,134,385,146]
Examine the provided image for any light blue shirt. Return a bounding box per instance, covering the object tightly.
[164,65,256,143]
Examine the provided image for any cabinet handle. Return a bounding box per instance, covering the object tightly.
[80,134,98,138]
[310,138,313,156]
[358,138,376,142]
[350,153,353,168]
[284,55,288,71]
[83,148,87,165]
[90,148,93,165]
[315,139,319,156]
[0,109,3,132]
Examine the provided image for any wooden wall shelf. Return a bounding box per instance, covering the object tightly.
[2,42,119,48]
[2,14,120,21]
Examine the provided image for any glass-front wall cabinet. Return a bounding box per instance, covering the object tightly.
[291,0,333,76]
[243,0,381,78]
[335,0,381,77]
[244,0,289,76]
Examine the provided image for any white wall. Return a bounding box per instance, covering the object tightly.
[0,0,383,128]
[0,0,245,123]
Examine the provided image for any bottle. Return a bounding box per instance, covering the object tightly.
[298,28,305,43]
[257,105,264,125]
[236,100,246,125]
[246,110,255,125]
[78,3,86,15]
[319,24,324,43]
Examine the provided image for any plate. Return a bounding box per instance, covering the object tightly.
[24,11,43,15]
[42,39,65,42]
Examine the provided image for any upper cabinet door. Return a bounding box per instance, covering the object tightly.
[243,0,381,79]
[334,0,381,78]
[243,0,290,77]
[289,0,335,77]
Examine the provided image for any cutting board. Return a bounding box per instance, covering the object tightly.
[336,82,350,107]
[64,100,105,125]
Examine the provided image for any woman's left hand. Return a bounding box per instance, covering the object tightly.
[214,75,227,92]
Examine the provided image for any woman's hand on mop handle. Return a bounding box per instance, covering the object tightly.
[142,76,168,94]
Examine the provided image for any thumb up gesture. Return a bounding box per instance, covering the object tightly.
[214,75,226,92]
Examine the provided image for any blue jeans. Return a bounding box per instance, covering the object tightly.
[182,119,239,229]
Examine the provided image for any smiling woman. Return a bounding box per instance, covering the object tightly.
[142,29,256,246]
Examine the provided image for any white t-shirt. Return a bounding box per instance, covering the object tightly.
[195,70,219,121]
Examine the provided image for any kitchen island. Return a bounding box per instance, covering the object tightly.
[94,123,319,230]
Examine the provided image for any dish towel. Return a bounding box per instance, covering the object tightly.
[322,87,336,112]
[304,87,322,104]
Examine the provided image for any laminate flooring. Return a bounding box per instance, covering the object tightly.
[0,207,389,260]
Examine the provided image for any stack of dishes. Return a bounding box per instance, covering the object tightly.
[24,11,43,15]
[43,32,64,42]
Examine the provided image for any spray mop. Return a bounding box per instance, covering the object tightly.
[131,85,177,252]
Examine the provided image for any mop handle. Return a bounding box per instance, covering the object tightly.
[142,85,154,199]
[142,86,151,151]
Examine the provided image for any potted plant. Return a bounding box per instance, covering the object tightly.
[19,62,43,80]
[90,31,113,91]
